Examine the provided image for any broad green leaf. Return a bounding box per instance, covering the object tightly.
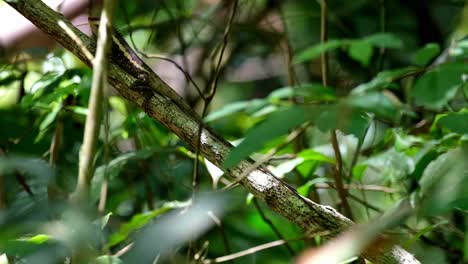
[315,104,370,139]
[352,164,368,180]
[412,62,465,110]
[108,201,189,247]
[294,40,347,63]
[363,33,403,48]
[223,107,308,169]
[297,178,330,196]
[204,99,267,123]
[271,157,304,177]
[347,92,400,121]
[352,67,420,94]
[437,112,468,134]
[364,149,414,181]
[29,72,62,95]
[91,256,124,264]
[348,41,373,66]
[413,43,441,66]
[269,84,336,102]
[419,146,468,215]
[298,149,336,164]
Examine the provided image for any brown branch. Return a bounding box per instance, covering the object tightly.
[3,1,419,263]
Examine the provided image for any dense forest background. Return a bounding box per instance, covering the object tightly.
[0,0,467,263]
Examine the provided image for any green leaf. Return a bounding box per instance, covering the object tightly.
[413,43,441,66]
[437,111,468,134]
[352,164,368,180]
[294,40,347,63]
[297,178,330,196]
[352,67,420,94]
[418,145,468,215]
[204,99,267,123]
[108,201,189,247]
[315,104,370,139]
[347,92,400,121]
[298,149,336,164]
[348,41,373,66]
[91,256,124,264]
[223,107,308,169]
[18,234,51,244]
[0,65,22,86]
[39,103,61,131]
[364,33,403,48]
[412,62,465,110]
[269,83,336,102]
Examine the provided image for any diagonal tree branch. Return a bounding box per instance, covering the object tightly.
[4,1,419,263]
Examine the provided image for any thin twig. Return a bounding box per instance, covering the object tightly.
[203,235,326,264]
[207,211,232,262]
[73,1,114,201]
[319,0,353,219]
[253,199,295,255]
[194,0,239,192]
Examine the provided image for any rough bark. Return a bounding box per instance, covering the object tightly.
[4,1,419,263]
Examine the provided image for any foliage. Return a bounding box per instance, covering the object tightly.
[0,0,467,263]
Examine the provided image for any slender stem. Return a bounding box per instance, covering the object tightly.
[253,199,295,255]
[74,0,114,201]
[193,0,239,191]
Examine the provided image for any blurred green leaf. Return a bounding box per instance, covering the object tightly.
[419,145,468,215]
[0,65,23,86]
[223,107,308,169]
[412,62,466,110]
[348,41,373,66]
[352,67,420,94]
[91,256,124,264]
[39,103,61,131]
[294,40,346,63]
[269,83,336,102]
[352,164,368,180]
[437,111,468,134]
[347,92,400,121]
[297,178,330,196]
[363,33,404,48]
[413,43,441,66]
[298,149,335,164]
[204,99,267,123]
[108,201,189,247]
